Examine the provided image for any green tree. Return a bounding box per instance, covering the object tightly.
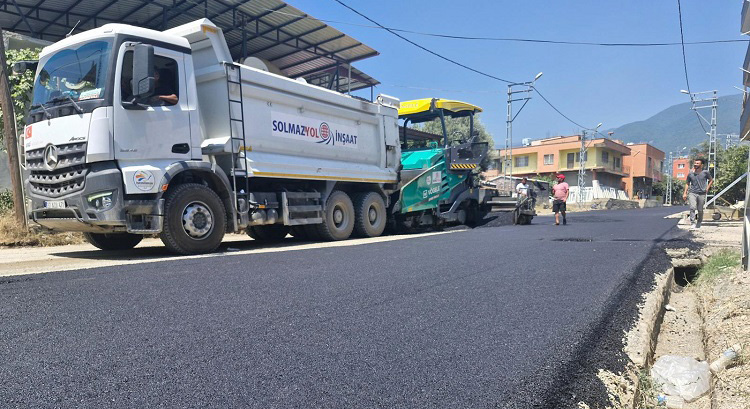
[653,178,686,204]
[415,114,494,169]
[418,114,494,148]
[713,144,749,204]
[0,47,39,148]
[684,142,747,203]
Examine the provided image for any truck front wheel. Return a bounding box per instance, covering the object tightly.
[353,192,386,238]
[160,183,226,255]
[83,232,143,251]
[316,190,355,241]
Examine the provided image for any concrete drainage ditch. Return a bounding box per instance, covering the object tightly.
[629,246,715,409]
[611,245,708,409]
[585,220,748,409]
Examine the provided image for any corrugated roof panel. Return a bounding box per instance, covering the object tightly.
[0,0,379,91]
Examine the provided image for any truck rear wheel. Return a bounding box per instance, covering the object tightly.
[353,192,386,238]
[160,183,226,255]
[247,225,290,241]
[83,232,143,251]
[304,224,323,241]
[316,190,355,241]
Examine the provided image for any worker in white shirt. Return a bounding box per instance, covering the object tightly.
[516,177,530,197]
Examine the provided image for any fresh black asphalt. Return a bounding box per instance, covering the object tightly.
[1,207,684,408]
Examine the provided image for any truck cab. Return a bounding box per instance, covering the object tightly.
[23,23,199,243]
[21,19,402,254]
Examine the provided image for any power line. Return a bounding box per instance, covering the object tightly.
[676,0,709,134]
[333,0,607,134]
[258,6,748,47]
[379,83,499,94]
[332,0,514,84]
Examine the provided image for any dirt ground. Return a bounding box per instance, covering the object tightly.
[0,212,85,247]
[651,217,749,409]
[584,213,749,409]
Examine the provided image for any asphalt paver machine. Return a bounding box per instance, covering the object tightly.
[392,98,497,230]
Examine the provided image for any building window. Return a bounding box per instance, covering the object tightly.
[515,156,529,167]
[614,157,621,168]
[576,152,587,162]
[678,163,685,169]
[543,154,554,165]
[647,157,652,171]
[677,173,685,177]
[602,151,609,163]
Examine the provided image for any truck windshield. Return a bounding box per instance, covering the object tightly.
[31,40,112,107]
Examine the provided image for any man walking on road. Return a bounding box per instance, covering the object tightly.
[682,157,713,229]
[552,174,569,226]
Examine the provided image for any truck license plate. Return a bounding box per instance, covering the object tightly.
[43,200,65,209]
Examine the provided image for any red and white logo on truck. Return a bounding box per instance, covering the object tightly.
[271,112,358,148]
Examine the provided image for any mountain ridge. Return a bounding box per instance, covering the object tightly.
[609,94,742,153]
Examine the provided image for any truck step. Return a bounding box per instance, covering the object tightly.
[287,218,323,226]
[284,192,321,200]
[231,169,247,177]
[287,205,322,213]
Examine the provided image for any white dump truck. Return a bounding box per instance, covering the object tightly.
[19,19,402,254]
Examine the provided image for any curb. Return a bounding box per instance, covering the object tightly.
[625,266,674,408]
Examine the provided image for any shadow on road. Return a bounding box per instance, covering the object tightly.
[49,237,321,260]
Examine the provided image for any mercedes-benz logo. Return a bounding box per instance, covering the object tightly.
[43,144,59,171]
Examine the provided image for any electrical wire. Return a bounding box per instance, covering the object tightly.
[676,0,709,134]
[379,83,500,94]
[332,0,607,134]
[332,0,514,84]
[257,6,748,47]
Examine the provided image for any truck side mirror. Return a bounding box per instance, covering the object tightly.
[12,60,38,75]
[132,44,155,98]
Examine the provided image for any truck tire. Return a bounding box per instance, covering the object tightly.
[247,225,290,241]
[304,224,323,241]
[160,183,226,255]
[316,190,355,241]
[290,226,310,240]
[353,192,386,238]
[83,232,143,251]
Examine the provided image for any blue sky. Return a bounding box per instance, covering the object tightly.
[293,0,747,145]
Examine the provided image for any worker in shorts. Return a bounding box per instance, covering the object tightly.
[552,174,569,225]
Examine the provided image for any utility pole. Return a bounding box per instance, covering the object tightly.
[0,28,25,225]
[665,151,673,205]
[708,91,718,184]
[578,130,587,206]
[577,123,602,206]
[718,133,740,149]
[504,72,543,193]
[681,89,718,187]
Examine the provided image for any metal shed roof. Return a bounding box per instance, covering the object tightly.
[0,0,379,88]
[304,64,380,93]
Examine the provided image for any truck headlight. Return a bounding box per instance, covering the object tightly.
[87,190,115,211]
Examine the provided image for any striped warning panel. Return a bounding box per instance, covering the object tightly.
[450,163,477,169]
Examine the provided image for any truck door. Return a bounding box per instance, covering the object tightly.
[113,44,192,165]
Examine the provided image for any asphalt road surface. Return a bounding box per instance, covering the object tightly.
[1,207,683,408]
